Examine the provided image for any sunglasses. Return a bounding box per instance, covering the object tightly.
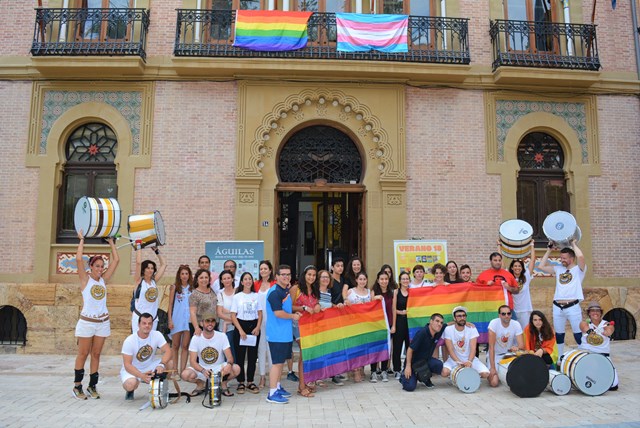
[500,312,512,316]
[203,319,216,323]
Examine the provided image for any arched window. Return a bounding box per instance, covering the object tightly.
[516,132,569,244]
[57,123,118,243]
[278,125,362,184]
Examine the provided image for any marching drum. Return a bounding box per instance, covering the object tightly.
[497,353,549,398]
[208,371,222,407]
[149,373,169,409]
[499,219,533,259]
[128,211,166,249]
[74,196,121,238]
[450,365,481,394]
[543,211,581,249]
[547,369,571,396]
[559,349,614,396]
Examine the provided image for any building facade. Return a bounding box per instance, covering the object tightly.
[0,0,638,353]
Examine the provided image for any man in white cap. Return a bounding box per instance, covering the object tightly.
[579,301,618,391]
[441,306,490,382]
[487,304,524,387]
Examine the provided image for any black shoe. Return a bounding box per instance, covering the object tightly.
[125,391,134,400]
[609,385,618,391]
[424,379,435,389]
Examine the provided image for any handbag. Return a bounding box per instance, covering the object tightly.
[412,359,432,383]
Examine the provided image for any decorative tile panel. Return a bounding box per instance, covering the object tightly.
[41,90,143,154]
[496,100,588,162]
[57,252,110,275]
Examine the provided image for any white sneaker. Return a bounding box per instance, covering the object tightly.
[381,371,389,382]
[369,373,378,383]
[394,371,401,380]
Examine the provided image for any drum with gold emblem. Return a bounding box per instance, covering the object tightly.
[497,353,549,397]
[128,211,165,249]
[559,349,614,396]
[450,365,481,393]
[74,196,121,238]
[149,372,169,409]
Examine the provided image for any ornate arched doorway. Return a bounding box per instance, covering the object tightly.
[276,125,364,277]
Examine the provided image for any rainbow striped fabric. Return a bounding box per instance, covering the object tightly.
[233,10,312,52]
[407,283,511,343]
[336,13,408,53]
[299,301,390,383]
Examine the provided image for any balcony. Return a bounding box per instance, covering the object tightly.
[31,8,150,59]
[174,9,470,65]
[490,19,600,71]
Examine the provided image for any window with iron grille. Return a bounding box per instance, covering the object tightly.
[278,125,362,184]
[57,123,118,243]
[0,306,27,346]
[516,132,569,244]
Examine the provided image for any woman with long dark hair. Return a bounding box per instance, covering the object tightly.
[73,230,119,400]
[189,269,218,337]
[524,310,558,368]
[369,270,395,382]
[255,260,275,389]
[391,271,411,379]
[131,247,167,334]
[231,272,262,394]
[168,264,193,375]
[217,269,238,362]
[342,256,365,300]
[508,241,536,329]
[444,260,463,283]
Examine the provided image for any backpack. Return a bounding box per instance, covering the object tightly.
[130,281,143,312]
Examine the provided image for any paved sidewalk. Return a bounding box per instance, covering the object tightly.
[0,341,639,428]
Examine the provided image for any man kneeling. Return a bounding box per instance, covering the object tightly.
[121,312,172,400]
[401,313,446,391]
[441,306,490,383]
[181,312,240,397]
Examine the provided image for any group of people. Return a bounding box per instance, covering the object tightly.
[71,230,617,404]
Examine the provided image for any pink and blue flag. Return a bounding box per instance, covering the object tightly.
[336,13,408,53]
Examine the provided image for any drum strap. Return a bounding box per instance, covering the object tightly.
[553,300,579,310]
[133,309,158,321]
[167,377,190,404]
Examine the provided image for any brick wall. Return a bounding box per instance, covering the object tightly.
[0,1,38,56]
[130,81,238,275]
[589,95,640,277]
[145,0,180,57]
[405,87,501,275]
[459,0,493,66]
[0,81,38,274]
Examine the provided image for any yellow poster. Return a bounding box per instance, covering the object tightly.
[393,240,448,282]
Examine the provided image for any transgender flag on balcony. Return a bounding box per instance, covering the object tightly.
[336,13,408,53]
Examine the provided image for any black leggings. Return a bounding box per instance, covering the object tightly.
[233,319,260,383]
[392,315,410,372]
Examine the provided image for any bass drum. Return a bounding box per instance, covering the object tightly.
[543,211,580,249]
[559,349,614,396]
[74,196,121,238]
[450,366,481,394]
[497,354,549,398]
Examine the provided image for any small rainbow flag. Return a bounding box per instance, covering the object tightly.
[233,10,312,52]
[407,284,511,343]
[299,301,390,383]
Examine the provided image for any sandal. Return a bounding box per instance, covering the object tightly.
[237,383,246,394]
[190,381,206,396]
[305,382,317,393]
[315,380,327,388]
[247,383,260,394]
[297,387,315,397]
[222,388,234,397]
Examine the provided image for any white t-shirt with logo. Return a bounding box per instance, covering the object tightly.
[443,324,479,361]
[189,332,230,372]
[553,264,586,301]
[135,279,159,318]
[579,320,611,354]
[488,318,523,356]
[121,330,167,373]
[230,292,262,321]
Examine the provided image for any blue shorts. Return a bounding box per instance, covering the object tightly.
[268,341,293,365]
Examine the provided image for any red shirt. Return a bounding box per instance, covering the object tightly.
[476,268,517,288]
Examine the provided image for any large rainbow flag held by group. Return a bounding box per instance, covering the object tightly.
[299,300,390,383]
[336,13,409,53]
[233,10,313,51]
[407,283,512,343]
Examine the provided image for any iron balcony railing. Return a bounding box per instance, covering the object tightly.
[175,9,470,64]
[31,8,150,59]
[490,19,600,71]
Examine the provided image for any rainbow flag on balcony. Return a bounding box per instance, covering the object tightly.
[407,283,512,343]
[299,300,390,383]
[336,13,408,53]
[233,10,312,51]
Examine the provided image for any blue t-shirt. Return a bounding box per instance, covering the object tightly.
[409,324,444,364]
[266,283,293,343]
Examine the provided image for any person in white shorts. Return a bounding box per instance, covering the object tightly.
[181,311,240,397]
[121,313,172,400]
[538,239,586,356]
[487,305,524,387]
[441,306,490,382]
[73,229,120,400]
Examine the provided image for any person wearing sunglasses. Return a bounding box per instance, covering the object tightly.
[487,305,524,387]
